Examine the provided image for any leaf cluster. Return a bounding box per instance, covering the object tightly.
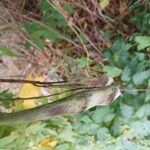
[0,1,150,149]
[24,0,73,49]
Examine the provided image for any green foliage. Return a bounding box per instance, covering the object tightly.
[130,1,150,34]
[25,0,70,49]
[132,70,150,85]
[77,57,93,68]
[0,90,13,107]
[0,1,150,149]
[0,46,17,56]
[103,66,122,77]
[135,36,150,50]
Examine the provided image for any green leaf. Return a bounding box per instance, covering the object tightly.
[92,107,109,124]
[0,126,7,138]
[121,65,131,82]
[0,90,13,100]
[111,118,121,136]
[26,123,46,134]
[58,125,76,143]
[77,57,93,68]
[103,113,115,124]
[64,4,74,13]
[134,104,150,119]
[121,141,137,150]
[77,123,99,135]
[79,115,92,124]
[120,104,134,119]
[0,135,18,147]
[56,143,71,150]
[103,66,122,77]
[111,39,132,53]
[25,22,41,33]
[92,106,115,124]
[132,70,150,85]
[0,90,14,107]
[135,52,145,61]
[131,12,150,34]
[135,36,150,50]
[96,127,109,140]
[0,46,17,56]
[38,0,49,12]
[131,120,150,137]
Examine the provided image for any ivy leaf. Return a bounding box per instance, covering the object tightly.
[132,70,150,85]
[135,36,150,50]
[103,66,122,77]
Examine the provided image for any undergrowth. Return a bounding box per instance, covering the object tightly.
[0,0,150,149]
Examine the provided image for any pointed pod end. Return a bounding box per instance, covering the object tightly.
[114,87,121,100]
[85,86,121,110]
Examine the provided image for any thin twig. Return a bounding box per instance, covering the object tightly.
[2,86,113,101]
[0,78,83,87]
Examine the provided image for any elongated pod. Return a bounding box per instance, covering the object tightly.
[0,86,121,125]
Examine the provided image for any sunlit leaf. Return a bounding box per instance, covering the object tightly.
[103,66,122,77]
[38,137,57,148]
[100,0,109,9]
[17,73,46,109]
[77,57,93,68]
[135,36,150,50]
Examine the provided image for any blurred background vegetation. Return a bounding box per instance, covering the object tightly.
[0,0,150,149]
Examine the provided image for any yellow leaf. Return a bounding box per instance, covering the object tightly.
[100,0,109,9]
[38,138,57,148]
[10,131,17,135]
[18,73,45,109]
